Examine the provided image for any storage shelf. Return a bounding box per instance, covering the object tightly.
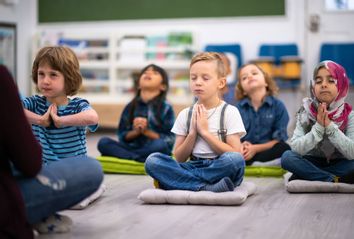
[77,47,110,53]
[115,60,190,69]
[82,80,110,86]
[80,61,110,68]
[116,46,197,53]
[34,30,198,127]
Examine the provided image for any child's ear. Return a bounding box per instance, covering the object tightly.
[160,84,167,92]
[218,77,227,89]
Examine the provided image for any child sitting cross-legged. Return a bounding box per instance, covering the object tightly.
[235,63,290,166]
[97,64,175,162]
[145,52,246,193]
[281,60,354,184]
[22,46,103,234]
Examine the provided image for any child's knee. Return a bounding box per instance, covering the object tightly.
[82,157,104,188]
[145,152,164,173]
[90,157,104,180]
[223,152,245,169]
[97,137,111,150]
[280,150,295,169]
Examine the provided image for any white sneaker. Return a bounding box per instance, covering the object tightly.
[33,213,73,234]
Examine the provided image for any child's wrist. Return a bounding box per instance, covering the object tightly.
[325,122,337,136]
[39,117,50,127]
[187,130,197,137]
[52,117,63,128]
[198,129,210,139]
[133,128,142,135]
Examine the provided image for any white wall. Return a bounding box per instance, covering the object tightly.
[0,0,306,132]
[0,0,37,95]
[2,0,353,134]
[0,0,307,96]
[3,0,354,132]
[36,0,305,131]
[37,0,305,66]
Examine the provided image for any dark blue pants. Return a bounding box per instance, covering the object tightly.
[145,152,245,191]
[281,150,354,182]
[97,137,171,162]
[17,156,103,224]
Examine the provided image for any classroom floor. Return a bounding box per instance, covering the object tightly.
[37,131,354,239]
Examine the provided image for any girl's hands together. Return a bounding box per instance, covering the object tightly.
[133,117,148,133]
[317,103,331,127]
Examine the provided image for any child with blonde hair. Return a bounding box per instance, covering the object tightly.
[145,52,246,192]
[282,60,354,183]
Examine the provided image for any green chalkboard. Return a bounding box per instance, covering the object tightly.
[38,0,285,23]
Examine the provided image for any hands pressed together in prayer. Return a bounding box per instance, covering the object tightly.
[317,102,331,127]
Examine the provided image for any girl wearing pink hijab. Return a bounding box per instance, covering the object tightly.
[281,60,354,183]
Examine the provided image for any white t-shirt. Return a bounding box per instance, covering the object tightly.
[172,101,246,158]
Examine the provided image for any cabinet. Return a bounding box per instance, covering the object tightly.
[33,31,198,127]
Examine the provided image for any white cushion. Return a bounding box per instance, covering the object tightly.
[137,182,256,205]
[284,172,354,193]
[251,157,281,167]
[71,184,106,209]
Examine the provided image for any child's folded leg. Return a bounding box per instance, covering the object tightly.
[200,177,234,192]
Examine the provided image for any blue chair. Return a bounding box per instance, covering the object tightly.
[257,43,301,89]
[259,44,299,65]
[204,44,243,105]
[320,43,354,85]
[205,44,243,69]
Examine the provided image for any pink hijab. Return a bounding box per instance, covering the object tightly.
[301,60,352,131]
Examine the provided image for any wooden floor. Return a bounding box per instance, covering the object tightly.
[37,132,354,239]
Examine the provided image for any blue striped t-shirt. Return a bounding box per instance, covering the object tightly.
[22,95,98,164]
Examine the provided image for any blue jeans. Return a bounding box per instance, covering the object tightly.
[16,155,103,224]
[145,152,245,191]
[281,150,354,182]
[97,137,171,162]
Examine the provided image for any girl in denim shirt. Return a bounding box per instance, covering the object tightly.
[97,64,175,162]
[281,60,354,183]
[236,63,290,165]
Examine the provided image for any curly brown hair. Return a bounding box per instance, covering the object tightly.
[32,46,82,96]
[235,63,279,100]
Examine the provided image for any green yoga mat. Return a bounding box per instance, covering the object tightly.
[97,156,287,177]
[97,156,146,175]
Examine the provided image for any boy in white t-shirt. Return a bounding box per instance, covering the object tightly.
[145,52,246,192]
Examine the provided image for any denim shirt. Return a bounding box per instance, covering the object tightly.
[118,97,175,151]
[236,96,289,144]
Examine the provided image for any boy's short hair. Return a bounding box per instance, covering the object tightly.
[235,63,279,100]
[32,46,82,96]
[190,52,228,78]
[219,53,231,76]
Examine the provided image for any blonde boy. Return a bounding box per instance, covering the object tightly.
[145,52,246,192]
